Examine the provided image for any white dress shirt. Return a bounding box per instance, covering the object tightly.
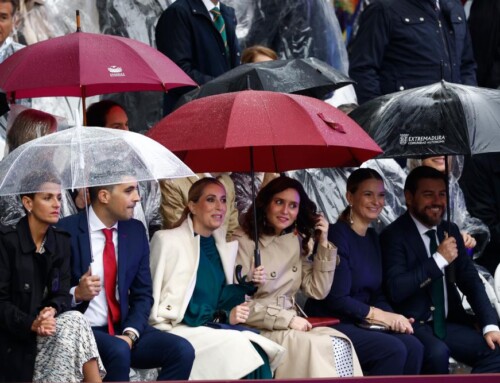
[201,0,220,21]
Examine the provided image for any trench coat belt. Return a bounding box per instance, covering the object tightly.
[277,295,295,310]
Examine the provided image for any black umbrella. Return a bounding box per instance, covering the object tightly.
[175,57,354,109]
[349,80,500,282]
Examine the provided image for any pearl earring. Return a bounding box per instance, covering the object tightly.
[349,205,354,225]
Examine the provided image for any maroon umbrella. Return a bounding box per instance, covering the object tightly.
[147,90,381,172]
[148,90,382,275]
[0,30,197,123]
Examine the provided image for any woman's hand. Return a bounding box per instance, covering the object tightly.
[372,308,414,334]
[31,307,57,336]
[248,265,266,285]
[289,316,312,332]
[314,214,329,248]
[461,231,477,250]
[229,302,250,325]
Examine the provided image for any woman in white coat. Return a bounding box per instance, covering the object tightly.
[149,178,284,379]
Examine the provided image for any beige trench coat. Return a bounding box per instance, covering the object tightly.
[148,218,285,379]
[233,230,363,378]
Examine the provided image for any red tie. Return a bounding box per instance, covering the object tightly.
[102,228,120,335]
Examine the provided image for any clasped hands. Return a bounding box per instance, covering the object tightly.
[370,307,415,334]
[31,306,57,337]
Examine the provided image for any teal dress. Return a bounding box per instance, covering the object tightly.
[183,235,272,379]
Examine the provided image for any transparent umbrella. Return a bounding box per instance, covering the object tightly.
[0,125,195,195]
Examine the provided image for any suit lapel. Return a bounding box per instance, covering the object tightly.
[116,221,128,300]
[78,213,93,272]
[403,212,430,263]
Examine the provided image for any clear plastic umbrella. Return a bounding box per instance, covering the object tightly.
[0,125,195,195]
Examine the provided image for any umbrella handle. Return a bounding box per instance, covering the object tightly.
[235,265,258,294]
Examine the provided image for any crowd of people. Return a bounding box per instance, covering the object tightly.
[1,0,500,381]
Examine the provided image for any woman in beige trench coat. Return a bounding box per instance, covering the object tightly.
[232,176,363,378]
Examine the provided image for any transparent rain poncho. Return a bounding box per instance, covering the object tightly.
[226,0,349,75]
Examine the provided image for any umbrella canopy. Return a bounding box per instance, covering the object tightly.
[175,57,354,109]
[148,90,382,173]
[0,126,195,196]
[349,80,500,158]
[0,31,197,100]
[0,90,8,117]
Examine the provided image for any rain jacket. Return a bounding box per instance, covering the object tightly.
[349,0,477,104]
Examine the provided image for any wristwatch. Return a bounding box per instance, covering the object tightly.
[123,330,139,347]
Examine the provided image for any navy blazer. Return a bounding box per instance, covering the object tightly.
[57,212,153,335]
[155,0,241,85]
[380,212,497,329]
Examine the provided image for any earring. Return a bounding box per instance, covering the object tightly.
[377,217,381,225]
[293,221,298,236]
[349,205,354,225]
[27,210,32,214]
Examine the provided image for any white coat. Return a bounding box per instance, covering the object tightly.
[149,217,285,379]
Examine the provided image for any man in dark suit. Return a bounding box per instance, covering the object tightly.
[381,166,500,374]
[57,174,195,381]
[155,0,240,114]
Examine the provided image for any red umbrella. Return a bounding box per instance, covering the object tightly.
[0,30,197,123]
[147,90,382,274]
[147,90,382,172]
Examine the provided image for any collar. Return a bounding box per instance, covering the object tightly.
[201,0,219,12]
[409,212,438,236]
[0,36,13,52]
[18,215,56,255]
[88,206,118,233]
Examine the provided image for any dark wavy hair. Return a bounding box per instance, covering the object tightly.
[242,176,318,254]
[339,168,383,223]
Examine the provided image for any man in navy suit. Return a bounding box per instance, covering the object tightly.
[57,173,194,381]
[381,166,500,374]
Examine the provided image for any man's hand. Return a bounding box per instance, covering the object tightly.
[461,231,477,250]
[485,330,500,350]
[75,267,101,302]
[437,234,458,264]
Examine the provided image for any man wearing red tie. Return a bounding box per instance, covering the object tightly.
[57,170,195,381]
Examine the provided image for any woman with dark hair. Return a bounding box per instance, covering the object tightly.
[0,170,105,382]
[305,168,423,376]
[233,176,362,378]
[149,177,284,380]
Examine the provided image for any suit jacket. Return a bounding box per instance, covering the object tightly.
[349,0,476,103]
[159,174,239,241]
[57,212,153,335]
[155,0,241,85]
[380,212,497,329]
[0,217,71,382]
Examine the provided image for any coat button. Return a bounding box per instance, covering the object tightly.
[430,306,435,311]
[419,17,424,21]
[166,305,172,310]
[24,283,30,290]
[292,266,298,272]
[404,18,410,22]
[270,271,277,278]
[458,16,462,21]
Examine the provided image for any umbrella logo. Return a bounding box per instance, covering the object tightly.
[108,66,126,77]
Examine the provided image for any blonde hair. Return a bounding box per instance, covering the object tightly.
[241,45,278,64]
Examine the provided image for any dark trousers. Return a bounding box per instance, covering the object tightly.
[334,323,424,375]
[415,322,500,374]
[93,325,194,381]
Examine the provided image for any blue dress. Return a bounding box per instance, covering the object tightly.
[305,221,423,375]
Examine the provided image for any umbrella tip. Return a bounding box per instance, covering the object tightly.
[76,10,81,32]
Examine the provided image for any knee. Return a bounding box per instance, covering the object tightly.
[108,340,132,366]
[169,337,195,364]
[422,342,449,374]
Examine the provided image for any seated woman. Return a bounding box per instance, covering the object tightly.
[306,168,424,375]
[232,176,363,378]
[0,170,105,382]
[149,178,284,380]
